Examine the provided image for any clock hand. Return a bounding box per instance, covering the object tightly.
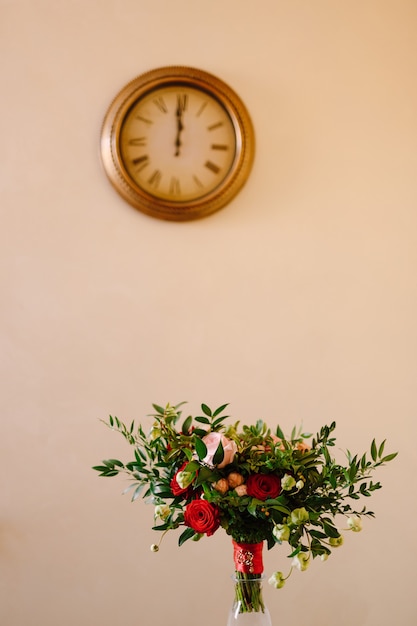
[175,101,184,157]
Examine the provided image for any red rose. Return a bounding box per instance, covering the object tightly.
[246,473,281,500]
[184,499,221,536]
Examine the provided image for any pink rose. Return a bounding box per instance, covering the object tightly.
[201,432,237,469]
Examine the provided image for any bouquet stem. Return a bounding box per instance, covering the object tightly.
[232,572,266,614]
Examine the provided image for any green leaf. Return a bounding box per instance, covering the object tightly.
[212,440,224,466]
[212,415,229,428]
[276,425,285,440]
[322,521,340,538]
[152,404,165,415]
[131,484,144,501]
[92,465,110,472]
[371,439,377,462]
[378,439,386,458]
[181,415,193,434]
[213,403,229,417]
[195,466,217,487]
[178,527,196,546]
[152,523,171,531]
[288,545,301,558]
[309,529,328,539]
[183,448,193,461]
[349,463,357,482]
[380,452,398,463]
[194,427,209,437]
[201,404,212,417]
[194,437,208,461]
[195,416,210,425]
[151,483,173,497]
[268,505,291,515]
[107,458,124,467]
[135,448,147,462]
[248,498,263,516]
[184,460,200,472]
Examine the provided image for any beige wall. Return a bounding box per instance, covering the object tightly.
[1,1,416,624]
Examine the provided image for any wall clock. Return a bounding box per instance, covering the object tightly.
[100,66,255,221]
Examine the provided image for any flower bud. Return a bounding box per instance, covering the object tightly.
[234,484,248,496]
[329,535,344,547]
[154,504,170,520]
[227,472,244,489]
[292,552,310,571]
[150,544,159,552]
[272,523,290,543]
[290,507,309,525]
[150,427,162,440]
[213,478,229,494]
[347,515,363,532]
[176,470,194,489]
[268,571,286,589]
[281,474,296,491]
[296,441,311,452]
[295,479,304,490]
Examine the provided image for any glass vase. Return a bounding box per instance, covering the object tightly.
[227,573,272,625]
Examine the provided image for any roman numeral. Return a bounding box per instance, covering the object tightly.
[169,177,181,196]
[177,93,188,113]
[207,121,223,131]
[205,161,220,174]
[193,175,204,188]
[196,101,208,117]
[136,115,153,125]
[132,155,150,171]
[148,169,162,188]
[129,137,147,147]
[153,97,168,113]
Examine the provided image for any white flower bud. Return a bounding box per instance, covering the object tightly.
[329,535,344,548]
[292,552,310,571]
[347,515,363,532]
[290,507,309,525]
[281,474,296,491]
[272,523,290,543]
[154,504,170,520]
[176,470,194,489]
[268,571,286,589]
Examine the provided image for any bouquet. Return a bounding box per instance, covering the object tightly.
[93,402,396,613]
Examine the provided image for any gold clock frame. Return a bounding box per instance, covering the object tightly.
[100,66,255,221]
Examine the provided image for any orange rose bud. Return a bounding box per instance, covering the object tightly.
[227,472,245,489]
[213,478,229,494]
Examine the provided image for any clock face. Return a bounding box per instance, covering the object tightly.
[101,66,254,221]
[119,85,238,203]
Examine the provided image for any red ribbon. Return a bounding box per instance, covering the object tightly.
[232,540,264,575]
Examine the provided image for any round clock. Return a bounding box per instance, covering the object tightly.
[100,66,255,221]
